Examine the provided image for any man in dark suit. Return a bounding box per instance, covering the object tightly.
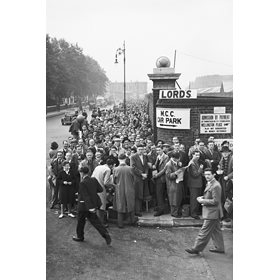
[130,144,150,216]
[187,150,204,219]
[152,146,169,216]
[50,150,64,209]
[72,166,111,245]
[204,141,221,174]
[185,168,225,254]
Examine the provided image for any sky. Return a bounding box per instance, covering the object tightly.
[47,0,232,91]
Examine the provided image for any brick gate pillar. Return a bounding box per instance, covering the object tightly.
[147,56,181,142]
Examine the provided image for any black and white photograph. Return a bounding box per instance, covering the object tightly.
[6,0,280,279]
[45,0,233,279]
[5,0,280,280]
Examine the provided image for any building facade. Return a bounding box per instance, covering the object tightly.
[106,81,148,102]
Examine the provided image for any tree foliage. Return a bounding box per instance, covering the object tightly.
[46,34,109,105]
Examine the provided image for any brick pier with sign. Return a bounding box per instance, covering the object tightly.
[147,57,233,146]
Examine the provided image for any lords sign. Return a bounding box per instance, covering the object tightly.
[159,89,197,99]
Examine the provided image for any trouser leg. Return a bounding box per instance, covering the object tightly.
[97,209,103,221]
[76,211,87,239]
[170,205,179,216]
[193,219,217,252]
[176,186,183,214]
[128,211,135,224]
[117,212,125,227]
[50,181,59,207]
[189,188,201,216]
[87,212,110,239]
[211,220,225,251]
[155,181,165,211]
[135,198,142,214]
[48,177,55,204]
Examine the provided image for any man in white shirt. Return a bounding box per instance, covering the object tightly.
[91,159,115,227]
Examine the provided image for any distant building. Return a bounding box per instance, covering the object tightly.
[189,74,233,98]
[106,81,148,102]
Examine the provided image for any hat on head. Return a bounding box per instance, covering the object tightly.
[221,140,229,146]
[162,143,170,148]
[136,144,144,148]
[113,137,121,142]
[221,146,230,153]
[118,153,127,160]
[122,137,129,144]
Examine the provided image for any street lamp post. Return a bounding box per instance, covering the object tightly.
[115,41,126,114]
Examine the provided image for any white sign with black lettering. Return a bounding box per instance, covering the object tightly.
[156,108,190,129]
[214,107,226,114]
[159,89,197,99]
[200,114,232,134]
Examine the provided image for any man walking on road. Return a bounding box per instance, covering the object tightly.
[72,166,111,245]
[185,168,225,255]
[92,159,115,227]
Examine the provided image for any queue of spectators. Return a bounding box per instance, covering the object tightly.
[47,101,233,228]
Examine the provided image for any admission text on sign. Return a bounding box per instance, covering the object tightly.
[200,114,232,134]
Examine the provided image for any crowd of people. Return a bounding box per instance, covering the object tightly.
[47,100,233,230]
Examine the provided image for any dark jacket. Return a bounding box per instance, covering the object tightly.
[77,176,103,212]
[56,170,76,188]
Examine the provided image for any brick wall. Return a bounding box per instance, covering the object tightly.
[156,97,233,148]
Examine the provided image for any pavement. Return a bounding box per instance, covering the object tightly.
[46,109,68,119]
[108,207,233,229]
[46,107,80,119]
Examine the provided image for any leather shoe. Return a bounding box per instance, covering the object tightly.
[185,248,199,255]
[209,248,225,254]
[154,210,164,217]
[104,234,112,246]
[72,236,84,242]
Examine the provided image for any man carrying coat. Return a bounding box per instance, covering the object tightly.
[165,152,184,218]
[185,168,225,254]
[72,166,111,246]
